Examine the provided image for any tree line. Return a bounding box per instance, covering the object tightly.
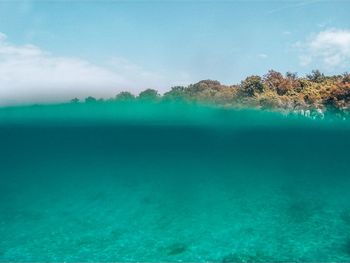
[71,70,350,119]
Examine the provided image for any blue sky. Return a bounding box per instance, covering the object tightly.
[0,0,350,104]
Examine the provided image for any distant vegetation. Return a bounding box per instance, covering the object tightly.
[72,70,350,119]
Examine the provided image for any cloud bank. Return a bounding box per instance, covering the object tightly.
[298,29,350,70]
[0,33,172,105]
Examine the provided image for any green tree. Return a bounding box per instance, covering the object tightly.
[240,75,265,96]
[342,72,350,84]
[85,96,97,103]
[286,72,298,81]
[138,89,159,100]
[115,91,135,101]
[307,70,325,83]
[163,86,186,101]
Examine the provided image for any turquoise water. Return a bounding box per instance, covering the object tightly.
[1,102,350,261]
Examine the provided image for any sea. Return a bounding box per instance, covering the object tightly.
[0,102,349,261]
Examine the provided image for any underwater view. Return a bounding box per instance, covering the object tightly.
[1,102,350,261]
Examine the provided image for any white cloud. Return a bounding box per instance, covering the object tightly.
[0,32,7,41]
[258,53,268,59]
[297,29,350,69]
[0,32,178,105]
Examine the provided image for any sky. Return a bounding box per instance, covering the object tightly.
[0,0,350,104]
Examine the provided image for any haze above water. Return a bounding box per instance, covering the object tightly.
[1,102,350,261]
